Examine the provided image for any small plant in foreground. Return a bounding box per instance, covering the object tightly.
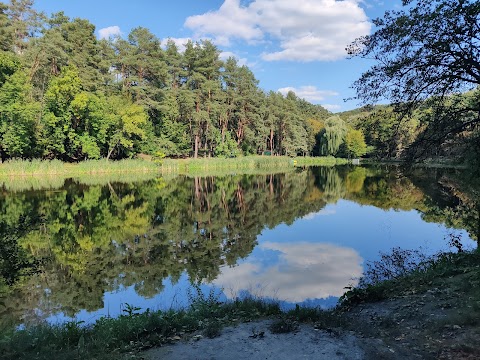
[203,319,222,338]
[269,318,299,334]
[360,247,430,286]
[121,303,142,317]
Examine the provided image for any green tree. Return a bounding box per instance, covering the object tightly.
[69,92,109,159]
[39,66,81,159]
[106,96,148,160]
[182,40,223,158]
[155,89,190,157]
[344,128,367,158]
[60,17,105,91]
[4,0,42,55]
[348,0,480,158]
[0,49,18,84]
[319,116,347,156]
[0,3,12,51]
[0,66,39,160]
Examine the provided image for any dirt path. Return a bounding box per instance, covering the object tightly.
[143,265,480,360]
[144,320,397,360]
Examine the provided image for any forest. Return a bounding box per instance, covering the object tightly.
[0,0,371,163]
[1,0,478,166]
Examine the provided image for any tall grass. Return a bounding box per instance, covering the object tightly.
[0,156,350,190]
[294,156,349,166]
[0,159,159,177]
[161,156,350,175]
[0,294,282,360]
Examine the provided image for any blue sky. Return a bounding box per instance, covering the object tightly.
[33,0,402,112]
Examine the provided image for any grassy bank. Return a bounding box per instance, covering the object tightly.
[0,159,160,177]
[161,156,349,175]
[0,294,282,360]
[0,156,349,178]
[2,249,478,360]
[340,248,480,308]
[338,248,480,359]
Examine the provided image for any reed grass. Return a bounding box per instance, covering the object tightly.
[0,157,350,191]
[294,156,349,166]
[162,156,350,175]
[0,159,159,177]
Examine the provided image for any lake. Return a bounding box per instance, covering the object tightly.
[0,165,478,327]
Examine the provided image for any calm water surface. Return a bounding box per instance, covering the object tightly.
[0,165,478,327]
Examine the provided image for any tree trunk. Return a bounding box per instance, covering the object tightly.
[194,134,199,159]
[270,128,274,152]
[107,141,118,161]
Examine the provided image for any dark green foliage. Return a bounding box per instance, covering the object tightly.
[0,66,40,159]
[349,0,480,163]
[0,216,38,288]
[340,249,480,307]
[268,318,298,334]
[0,0,336,163]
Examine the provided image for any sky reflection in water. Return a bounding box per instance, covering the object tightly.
[50,198,470,324]
[1,166,477,326]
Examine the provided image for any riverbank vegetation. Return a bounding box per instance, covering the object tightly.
[160,156,348,175]
[0,159,159,176]
[0,156,349,178]
[1,248,478,360]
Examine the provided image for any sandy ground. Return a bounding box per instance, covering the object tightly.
[145,320,367,360]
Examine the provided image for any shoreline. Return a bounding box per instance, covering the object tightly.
[1,250,478,360]
[0,156,468,179]
[0,156,350,178]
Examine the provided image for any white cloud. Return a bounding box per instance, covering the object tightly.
[185,0,371,62]
[98,26,122,40]
[303,208,337,220]
[213,242,363,302]
[162,37,192,53]
[219,51,253,67]
[185,0,262,46]
[323,104,342,111]
[278,85,338,103]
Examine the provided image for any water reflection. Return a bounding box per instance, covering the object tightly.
[0,165,478,326]
[214,242,363,302]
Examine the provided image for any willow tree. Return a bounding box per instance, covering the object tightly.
[320,116,347,156]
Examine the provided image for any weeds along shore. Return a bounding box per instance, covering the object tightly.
[0,156,349,178]
[1,249,478,360]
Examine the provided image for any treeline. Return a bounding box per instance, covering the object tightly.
[1,1,477,165]
[335,87,480,165]
[0,0,364,162]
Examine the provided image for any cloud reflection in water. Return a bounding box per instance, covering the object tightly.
[214,242,363,303]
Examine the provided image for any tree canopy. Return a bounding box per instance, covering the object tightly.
[348,0,480,160]
[0,0,336,162]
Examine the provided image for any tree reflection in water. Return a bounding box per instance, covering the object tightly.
[0,165,478,326]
